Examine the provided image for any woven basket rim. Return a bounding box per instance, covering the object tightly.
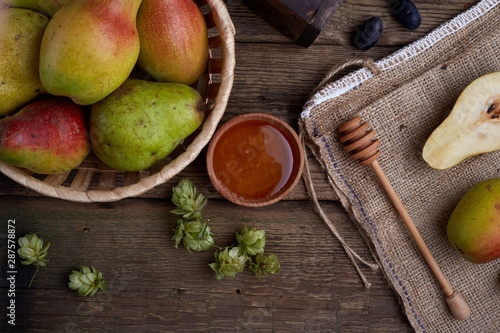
[0,0,236,203]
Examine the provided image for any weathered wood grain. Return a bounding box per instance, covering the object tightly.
[0,196,411,332]
[0,1,479,331]
[232,0,480,46]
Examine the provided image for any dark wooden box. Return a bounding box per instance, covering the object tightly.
[244,0,344,48]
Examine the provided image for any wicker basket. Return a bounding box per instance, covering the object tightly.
[0,0,235,203]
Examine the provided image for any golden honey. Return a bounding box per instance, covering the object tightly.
[211,119,297,200]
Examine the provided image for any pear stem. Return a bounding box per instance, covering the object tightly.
[198,101,214,113]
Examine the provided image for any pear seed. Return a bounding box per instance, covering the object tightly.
[487,103,496,113]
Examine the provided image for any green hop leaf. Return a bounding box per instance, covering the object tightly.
[236,226,266,256]
[249,253,280,279]
[171,178,207,220]
[68,265,107,297]
[173,220,186,249]
[173,219,214,252]
[209,247,247,280]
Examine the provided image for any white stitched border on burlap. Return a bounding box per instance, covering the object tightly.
[301,0,499,119]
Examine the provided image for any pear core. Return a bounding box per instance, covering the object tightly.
[422,71,500,169]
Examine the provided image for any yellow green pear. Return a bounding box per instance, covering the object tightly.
[423,72,500,169]
[39,0,142,105]
[447,178,500,264]
[1,0,72,16]
[90,79,205,172]
[0,8,49,116]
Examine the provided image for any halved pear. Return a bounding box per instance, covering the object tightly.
[423,72,500,169]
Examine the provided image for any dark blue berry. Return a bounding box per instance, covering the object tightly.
[390,0,421,30]
[353,17,383,51]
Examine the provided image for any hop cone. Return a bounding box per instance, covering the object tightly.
[171,178,207,220]
[68,265,107,297]
[249,253,280,279]
[209,247,247,280]
[235,226,265,256]
[17,234,50,266]
[173,219,214,252]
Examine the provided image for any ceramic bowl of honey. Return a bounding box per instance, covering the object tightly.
[206,113,304,207]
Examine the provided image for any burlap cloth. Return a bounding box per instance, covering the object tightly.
[299,1,500,331]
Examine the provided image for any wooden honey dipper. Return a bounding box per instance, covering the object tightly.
[338,116,471,320]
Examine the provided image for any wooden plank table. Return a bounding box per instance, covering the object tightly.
[0,1,478,331]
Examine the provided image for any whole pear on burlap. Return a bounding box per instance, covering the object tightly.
[0,8,49,116]
[447,178,500,264]
[39,0,142,105]
[90,79,205,172]
[137,0,208,85]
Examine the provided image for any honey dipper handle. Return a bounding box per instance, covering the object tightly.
[446,292,471,320]
[370,160,471,319]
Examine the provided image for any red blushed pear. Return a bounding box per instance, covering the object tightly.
[39,0,142,105]
[447,178,500,264]
[137,0,208,85]
[0,97,90,174]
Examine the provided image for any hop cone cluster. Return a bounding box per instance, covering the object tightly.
[171,178,207,220]
[236,226,265,256]
[248,253,280,279]
[210,226,280,280]
[174,219,214,252]
[18,234,50,266]
[68,265,107,297]
[170,178,280,281]
[17,234,50,287]
[171,178,213,252]
[209,247,247,280]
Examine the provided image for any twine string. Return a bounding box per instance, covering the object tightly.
[310,58,382,97]
[300,132,379,289]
